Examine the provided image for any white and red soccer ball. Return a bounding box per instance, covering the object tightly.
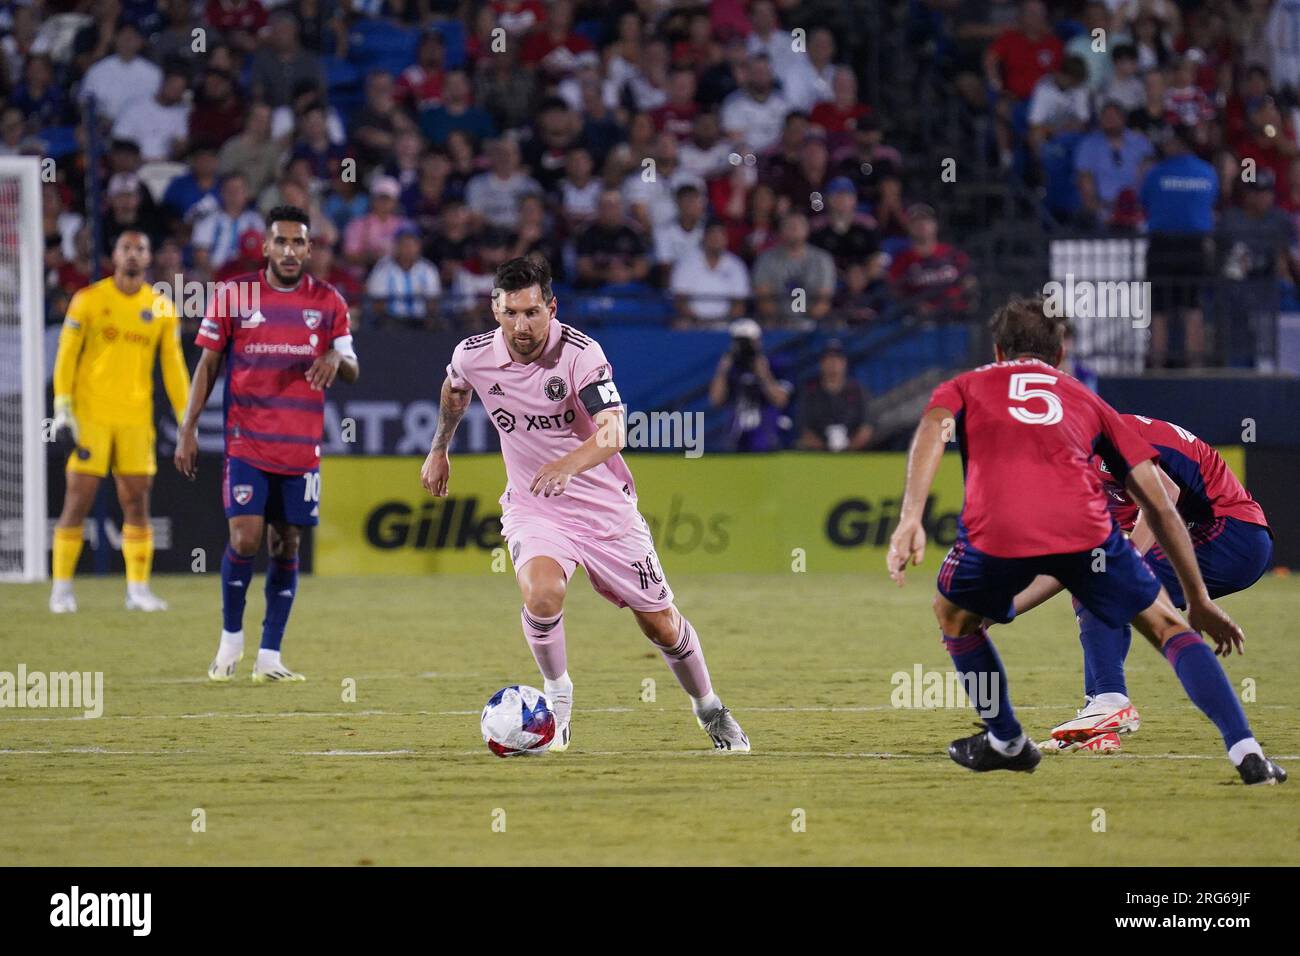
[481,685,555,757]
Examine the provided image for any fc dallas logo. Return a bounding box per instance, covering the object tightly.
[232,484,254,505]
[303,309,322,329]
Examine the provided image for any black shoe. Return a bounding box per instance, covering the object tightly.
[1237,754,1288,785]
[948,731,1041,773]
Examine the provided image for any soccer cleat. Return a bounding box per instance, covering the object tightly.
[49,592,77,614]
[125,588,168,612]
[1050,696,1140,743]
[208,650,243,683]
[1075,731,1122,753]
[1039,731,1123,754]
[1237,754,1288,786]
[948,731,1041,773]
[698,705,750,752]
[251,662,306,683]
[549,690,572,752]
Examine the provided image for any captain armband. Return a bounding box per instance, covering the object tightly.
[332,334,357,359]
[579,379,623,416]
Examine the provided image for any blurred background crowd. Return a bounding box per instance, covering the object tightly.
[4,0,1300,451]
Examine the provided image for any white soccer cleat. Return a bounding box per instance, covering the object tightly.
[125,587,168,612]
[49,592,77,614]
[252,662,306,683]
[1050,695,1140,744]
[698,704,751,753]
[1041,731,1124,754]
[549,689,573,753]
[208,649,243,683]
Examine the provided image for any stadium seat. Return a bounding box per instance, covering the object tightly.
[430,19,468,70]
[347,20,418,76]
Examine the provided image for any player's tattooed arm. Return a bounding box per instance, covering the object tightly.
[530,407,625,498]
[422,378,472,497]
[887,406,951,585]
[174,349,225,480]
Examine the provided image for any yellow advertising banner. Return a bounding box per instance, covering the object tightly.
[317,449,1248,577]
[317,452,968,576]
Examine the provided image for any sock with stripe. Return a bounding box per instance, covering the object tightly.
[221,544,254,633]
[943,627,1023,748]
[1076,600,1131,699]
[658,615,716,714]
[521,607,567,681]
[122,523,153,588]
[1162,631,1252,756]
[52,524,84,582]
[261,556,298,651]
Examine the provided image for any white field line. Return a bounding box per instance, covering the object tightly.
[0,702,1293,724]
[1,746,1296,762]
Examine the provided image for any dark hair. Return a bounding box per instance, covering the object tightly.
[989,295,1064,362]
[494,254,554,303]
[265,205,311,231]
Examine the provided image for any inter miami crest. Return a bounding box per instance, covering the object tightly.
[544,376,567,402]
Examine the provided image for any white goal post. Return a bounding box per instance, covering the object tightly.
[0,156,48,581]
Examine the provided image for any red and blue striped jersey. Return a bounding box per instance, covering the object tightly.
[196,271,351,474]
[1098,415,1268,531]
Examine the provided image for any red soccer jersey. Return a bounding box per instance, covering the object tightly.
[925,359,1157,558]
[1098,414,1268,531]
[196,271,351,474]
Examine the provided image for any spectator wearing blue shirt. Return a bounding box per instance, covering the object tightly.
[161,145,222,228]
[419,70,497,147]
[1075,102,1154,229]
[1140,124,1219,368]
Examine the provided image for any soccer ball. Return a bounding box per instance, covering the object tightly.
[480,685,556,757]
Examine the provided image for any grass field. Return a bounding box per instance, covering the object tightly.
[1,571,1297,866]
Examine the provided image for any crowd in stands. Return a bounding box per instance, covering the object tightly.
[3,0,979,336]
[9,0,1300,444]
[921,0,1300,365]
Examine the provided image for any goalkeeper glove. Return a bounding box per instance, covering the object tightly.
[53,396,79,445]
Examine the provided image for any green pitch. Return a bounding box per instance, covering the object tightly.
[1,572,1296,866]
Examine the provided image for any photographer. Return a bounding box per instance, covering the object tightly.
[708,319,793,451]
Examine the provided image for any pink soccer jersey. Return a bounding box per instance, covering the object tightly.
[446,320,639,538]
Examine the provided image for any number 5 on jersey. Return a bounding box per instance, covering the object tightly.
[1007,372,1063,426]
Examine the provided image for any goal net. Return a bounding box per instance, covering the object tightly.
[0,157,47,581]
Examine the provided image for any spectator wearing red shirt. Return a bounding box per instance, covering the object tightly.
[189,67,246,152]
[809,67,871,141]
[518,0,595,79]
[205,0,267,55]
[651,67,700,141]
[1230,96,1297,201]
[396,32,446,112]
[985,0,1062,101]
[888,204,976,316]
[985,1,1062,167]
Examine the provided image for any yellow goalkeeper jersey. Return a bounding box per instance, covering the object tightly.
[53,277,190,426]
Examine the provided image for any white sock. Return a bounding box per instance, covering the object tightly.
[51,579,73,599]
[544,672,572,700]
[988,731,1027,756]
[256,648,281,670]
[127,581,150,599]
[691,691,722,718]
[1227,737,1264,767]
[1092,692,1130,709]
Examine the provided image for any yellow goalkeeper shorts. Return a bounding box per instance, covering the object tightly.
[66,418,157,477]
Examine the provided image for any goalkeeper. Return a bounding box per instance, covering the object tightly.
[49,230,190,613]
